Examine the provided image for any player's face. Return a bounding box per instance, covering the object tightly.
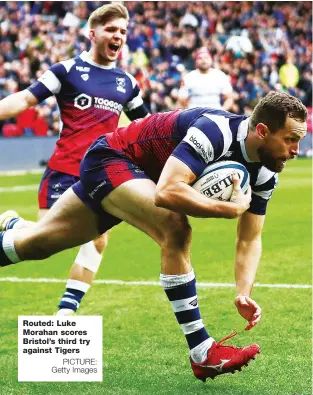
[258,117,307,172]
[92,18,127,65]
[196,54,212,72]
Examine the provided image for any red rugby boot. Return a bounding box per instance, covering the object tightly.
[190,331,260,382]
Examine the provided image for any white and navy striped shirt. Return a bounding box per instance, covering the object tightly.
[172,108,278,215]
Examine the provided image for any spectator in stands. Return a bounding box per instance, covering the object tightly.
[0,1,312,123]
[177,47,234,110]
[279,55,300,89]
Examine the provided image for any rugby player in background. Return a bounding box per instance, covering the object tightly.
[0,92,307,381]
[0,3,148,316]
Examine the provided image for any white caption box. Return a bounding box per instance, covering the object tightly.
[18,316,102,382]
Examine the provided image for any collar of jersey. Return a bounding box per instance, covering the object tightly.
[237,118,253,162]
[80,51,116,69]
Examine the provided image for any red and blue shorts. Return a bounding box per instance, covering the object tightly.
[38,167,79,209]
[72,136,150,234]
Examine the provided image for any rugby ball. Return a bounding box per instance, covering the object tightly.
[192,161,249,201]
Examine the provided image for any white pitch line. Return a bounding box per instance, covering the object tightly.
[0,168,43,176]
[0,185,38,193]
[0,277,311,289]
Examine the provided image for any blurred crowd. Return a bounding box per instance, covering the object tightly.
[0,1,312,146]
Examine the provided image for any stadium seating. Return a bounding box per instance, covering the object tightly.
[0,1,312,143]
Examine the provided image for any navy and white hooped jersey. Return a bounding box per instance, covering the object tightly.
[105,107,278,215]
[28,51,148,176]
[172,108,278,215]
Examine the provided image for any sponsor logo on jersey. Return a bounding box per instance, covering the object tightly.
[116,77,126,93]
[224,151,233,158]
[183,127,214,164]
[74,93,123,114]
[81,73,89,81]
[94,97,123,114]
[76,66,90,72]
[74,93,93,110]
[189,135,212,163]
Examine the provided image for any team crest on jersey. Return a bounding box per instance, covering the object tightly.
[81,73,89,81]
[116,77,126,93]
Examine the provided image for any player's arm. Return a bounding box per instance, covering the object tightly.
[177,93,189,109]
[0,63,65,121]
[234,170,278,330]
[221,73,234,111]
[155,156,250,219]
[177,79,190,109]
[234,211,264,330]
[124,102,149,121]
[123,73,149,121]
[222,92,234,111]
[0,89,38,120]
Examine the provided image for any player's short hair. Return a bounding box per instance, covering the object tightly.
[249,91,307,133]
[88,3,129,29]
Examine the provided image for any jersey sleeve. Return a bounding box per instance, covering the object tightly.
[28,63,67,103]
[171,113,232,176]
[249,168,278,215]
[123,73,148,121]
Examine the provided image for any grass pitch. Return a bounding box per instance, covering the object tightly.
[0,158,312,394]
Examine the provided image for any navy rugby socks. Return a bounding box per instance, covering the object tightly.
[58,279,90,313]
[160,269,214,363]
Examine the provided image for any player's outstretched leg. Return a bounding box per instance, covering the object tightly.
[0,188,100,267]
[0,209,107,316]
[56,233,108,316]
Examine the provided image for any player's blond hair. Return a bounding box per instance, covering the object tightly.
[88,3,129,29]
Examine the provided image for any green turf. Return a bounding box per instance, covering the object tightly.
[0,284,311,395]
[0,158,312,394]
